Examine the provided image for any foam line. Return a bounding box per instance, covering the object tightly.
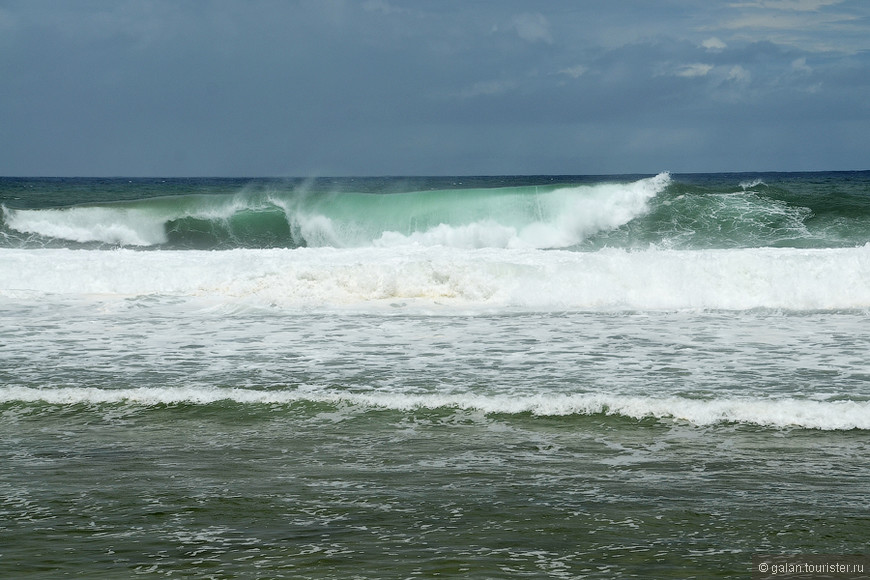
[2,244,869,311]
[2,387,867,430]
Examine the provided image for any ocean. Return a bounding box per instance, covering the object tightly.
[1,172,869,578]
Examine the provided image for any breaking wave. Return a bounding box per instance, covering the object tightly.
[2,386,867,430]
[1,174,670,250]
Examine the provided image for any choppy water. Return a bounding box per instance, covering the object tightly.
[1,173,869,578]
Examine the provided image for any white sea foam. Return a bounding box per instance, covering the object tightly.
[1,244,869,311]
[4,206,169,246]
[2,386,866,430]
[1,195,263,247]
[739,178,766,190]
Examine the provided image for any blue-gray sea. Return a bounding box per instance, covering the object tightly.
[1,172,869,578]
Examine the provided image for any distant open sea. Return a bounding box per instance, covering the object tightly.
[1,172,869,578]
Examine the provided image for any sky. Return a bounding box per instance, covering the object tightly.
[1,0,869,176]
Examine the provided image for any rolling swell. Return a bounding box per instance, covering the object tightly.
[587,176,870,250]
[2,172,869,250]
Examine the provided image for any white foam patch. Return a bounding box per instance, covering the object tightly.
[2,195,264,247]
[1,243,869,311]
[3,206,169,246]
[2,387,867,430]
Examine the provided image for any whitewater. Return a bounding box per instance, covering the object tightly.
[3,172,870,313]
[2,244,870,311]
[2,172,869,578]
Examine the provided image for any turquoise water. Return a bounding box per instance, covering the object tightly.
[3,172,869,250]
[1,173,869,578]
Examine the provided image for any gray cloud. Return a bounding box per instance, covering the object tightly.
[510,12,553,44]
[1,0,868,176]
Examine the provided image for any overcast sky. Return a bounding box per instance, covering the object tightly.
[1,0,868,176]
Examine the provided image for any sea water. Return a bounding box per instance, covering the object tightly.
[1,173,869,578]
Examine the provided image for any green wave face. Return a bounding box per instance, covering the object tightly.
[578,175,870,250]
[2,173,869,250]
[0,175,669,249]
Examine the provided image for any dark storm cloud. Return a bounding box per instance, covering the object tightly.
[1,0,868,176]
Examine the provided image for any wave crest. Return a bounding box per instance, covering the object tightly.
[3,386,867,430]
[1,174,671,250]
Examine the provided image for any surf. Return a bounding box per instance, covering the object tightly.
[0,173,671,250]
[4,171,870,250]
[2,386,867,430]
[2,244,870,312]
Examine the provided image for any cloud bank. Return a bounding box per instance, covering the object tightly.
[1,0,868,175]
